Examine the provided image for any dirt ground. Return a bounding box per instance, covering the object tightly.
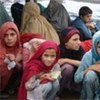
[7,89,80,100]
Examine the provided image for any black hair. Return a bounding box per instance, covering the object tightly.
[79,6,92,17]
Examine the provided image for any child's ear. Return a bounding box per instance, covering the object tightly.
[80,15,83,19]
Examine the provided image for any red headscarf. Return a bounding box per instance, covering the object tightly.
[0,22,21,91]
[20,33,43,45]
[18,40,60,100]
[59,27,80,45]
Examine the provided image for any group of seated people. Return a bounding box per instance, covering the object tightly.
[0,0,100,100]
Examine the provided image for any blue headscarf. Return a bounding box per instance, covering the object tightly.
[92,30,100,61]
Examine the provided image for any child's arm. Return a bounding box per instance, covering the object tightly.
[25,75,40,91]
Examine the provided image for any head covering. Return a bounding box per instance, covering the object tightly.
[59,27,80,45]
[20,2,60,44]
[43,0,71,33]
[92,30,100,61]
[0,21,21,53]
[0,22,21,92]
[20,33,43,45]
[23,38,46,50]
[18,40,60,100]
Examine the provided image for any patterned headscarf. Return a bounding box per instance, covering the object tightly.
[59,27,80,45]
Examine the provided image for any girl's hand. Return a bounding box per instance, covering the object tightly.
[6,54,16,61]
[40,73,55,81]
[58,58,66,65]
[84,64,100,75]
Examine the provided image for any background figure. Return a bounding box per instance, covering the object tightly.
[0,22,22,93]
[11,2,23,30]
[72,6,98,41]
[20,2,60,44]
[1,0,25,19]
[58,27,85,95]
[20,33,45,68]
[43,0,71,34]
[18,40,61,100]
[0,1,12,26]
[75,30,100,100]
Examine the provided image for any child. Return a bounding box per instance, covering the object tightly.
[75,30,100,99]
[18,40,61,100]
[0,22,22,93]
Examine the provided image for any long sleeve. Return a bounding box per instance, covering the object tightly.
[25,75,40,91]
[72,17,92,40]
[74,51,93,83]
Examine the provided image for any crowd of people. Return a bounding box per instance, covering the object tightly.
[0,0,100,100]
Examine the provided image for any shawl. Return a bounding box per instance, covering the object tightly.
[18,40,60,100]
[59,44,84,60]
[92,30,100,61]
[43,0,71,33]
[20,33,43,45]
[0,22,21,91]
[20,2,60,44]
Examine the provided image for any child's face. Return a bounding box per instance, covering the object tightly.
[81,14,92,23]
[4,29,17,47]
[96,42,100,56]
[65,34,81,50]
[41,48,57,67]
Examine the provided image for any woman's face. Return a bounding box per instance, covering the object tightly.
[41,48,56,66]
[65,34,81,50]
[96,42,100,56]
[4,29,17,47]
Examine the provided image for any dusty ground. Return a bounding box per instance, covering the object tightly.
[7,89,80,100]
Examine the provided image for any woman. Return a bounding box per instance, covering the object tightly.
[74,30,100,100]
[0,22,22,92]
[18,40,61,100]
[58,27,85,94]
[20,2,60,44]
[43,0,71,34]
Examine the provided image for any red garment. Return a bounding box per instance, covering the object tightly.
[59,27,80,45]
[18,40,60,100]
[0,22,21,92]
[20,33,43,45]
[81,40,92,52]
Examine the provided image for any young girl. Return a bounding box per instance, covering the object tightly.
[18,40,61,100]
[0,22,22,92]
[58,27,85,94]
[75,30,100,99]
